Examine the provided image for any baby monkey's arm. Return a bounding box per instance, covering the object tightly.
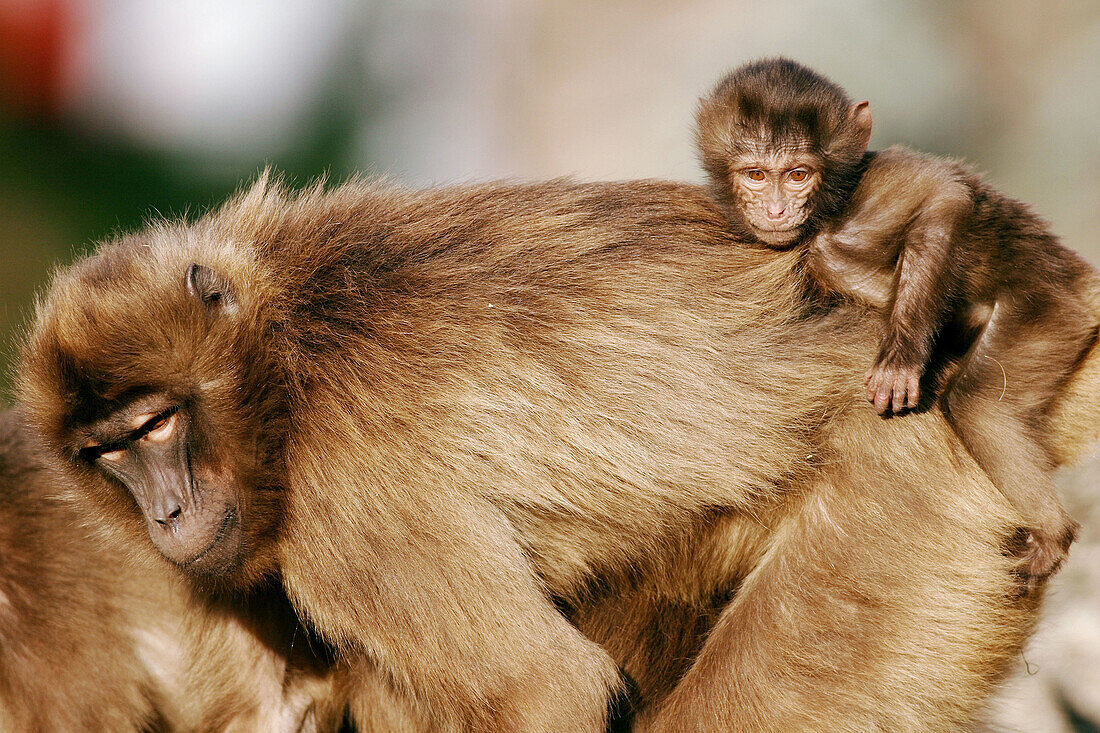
[865,181,973,414]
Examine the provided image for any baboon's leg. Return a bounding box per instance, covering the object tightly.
[944,298,1092,584]
[638,409,1036,732]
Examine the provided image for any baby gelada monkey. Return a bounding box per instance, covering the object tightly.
[695,57,1098,587]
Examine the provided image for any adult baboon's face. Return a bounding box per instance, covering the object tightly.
[20,253,287,590]
[76,393,244,575]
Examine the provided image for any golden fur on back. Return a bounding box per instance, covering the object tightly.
[17,173,1100,731]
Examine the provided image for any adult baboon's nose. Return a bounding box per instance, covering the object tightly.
[145,501,229,566]
[150,498,183,527]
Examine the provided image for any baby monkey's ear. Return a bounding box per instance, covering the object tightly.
[186,263,239,315]
[849,101,873,152]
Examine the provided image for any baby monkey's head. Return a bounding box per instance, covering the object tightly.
[696,58,872,247]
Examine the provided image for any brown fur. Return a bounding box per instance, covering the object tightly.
[16,174,1100,730]
[0,409,345,731]
[573,403,1051,730]
[696,58,1097,586]
[584,320,1100,729]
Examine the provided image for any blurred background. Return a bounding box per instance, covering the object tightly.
[0,1,1096,730]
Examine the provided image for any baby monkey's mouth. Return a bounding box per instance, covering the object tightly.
[751,212,807,234]
[757,220,799,231]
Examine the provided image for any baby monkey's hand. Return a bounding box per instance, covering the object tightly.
[865,358,922,415]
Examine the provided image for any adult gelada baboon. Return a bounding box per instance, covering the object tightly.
[18,173,1100,731]
[0,408,347,731]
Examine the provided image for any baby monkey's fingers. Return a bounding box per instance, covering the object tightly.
[866,361,922,415]
[873,376,894,414]
[890,374,909,414]
[904,373,920,410]
[865,370,886,412]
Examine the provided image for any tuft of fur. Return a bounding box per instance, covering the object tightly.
[17,174,1100,730]
[1048,270,1100,465]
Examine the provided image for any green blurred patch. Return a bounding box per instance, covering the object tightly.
[0,88,361,401]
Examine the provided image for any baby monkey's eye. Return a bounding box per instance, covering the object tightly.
[746,170,766,182]
[789,170,809,182]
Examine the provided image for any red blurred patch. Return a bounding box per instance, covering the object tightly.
[0,0,72,117]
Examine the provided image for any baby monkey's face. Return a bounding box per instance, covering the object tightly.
[731,151,820,247]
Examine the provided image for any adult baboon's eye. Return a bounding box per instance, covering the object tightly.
[140,411,178,443]
[789,170,808,182]
[746,170,766,182]
[82,443,125,463]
